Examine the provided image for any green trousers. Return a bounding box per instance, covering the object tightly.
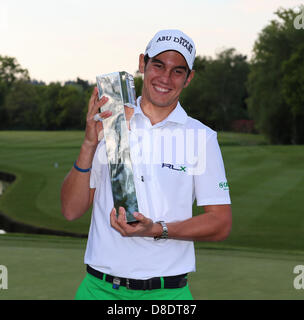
[75,273,193,300]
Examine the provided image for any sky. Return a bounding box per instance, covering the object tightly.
[0,0,302,84]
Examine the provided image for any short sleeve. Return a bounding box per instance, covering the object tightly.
[194,132,231,206]
[90,139,107,189]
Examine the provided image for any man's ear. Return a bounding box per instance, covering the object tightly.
[184,70,195,88]
[138,54,145,74]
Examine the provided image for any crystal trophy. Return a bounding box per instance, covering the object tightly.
[96,72,138,223]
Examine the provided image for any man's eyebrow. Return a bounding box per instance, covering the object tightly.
[151,58,165,65]
[174,66,187,71]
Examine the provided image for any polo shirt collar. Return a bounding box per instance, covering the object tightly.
[133,96,188,126]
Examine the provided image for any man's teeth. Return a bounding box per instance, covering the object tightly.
[154,86,170,93]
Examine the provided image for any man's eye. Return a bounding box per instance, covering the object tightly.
[153,64,162,68]
[174,69,184,75]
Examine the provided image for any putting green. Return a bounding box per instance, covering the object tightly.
[1,131,304,252]
[190,245,304,300]
[1,234,304,300]
[0,234,86,300]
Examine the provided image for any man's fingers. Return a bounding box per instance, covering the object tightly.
[110,207,152,237]
[117,207,126,225]
[94,110,112,122]
[109,207,116,221]
[89,96,108,115]
[95,110,111,139]
[89,87,98,105]
[83,88,111,146]
[87,100,110,126]
[88,87,100,110]
[88,87,109,115]
[97,95,109,108]
[133,212,146,223]
[110,208,127,236]
[113,207,139,236]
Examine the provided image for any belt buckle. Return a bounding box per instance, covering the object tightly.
[113,277,121,290]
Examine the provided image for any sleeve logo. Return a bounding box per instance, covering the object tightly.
[219,181,229,191]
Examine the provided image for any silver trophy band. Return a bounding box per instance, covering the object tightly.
[96,72,138,223]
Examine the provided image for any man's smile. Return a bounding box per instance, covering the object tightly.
[153,85,171,94]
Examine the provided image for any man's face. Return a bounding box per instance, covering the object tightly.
[139,50,194,109]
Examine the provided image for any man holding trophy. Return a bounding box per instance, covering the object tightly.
[61,29,232,300]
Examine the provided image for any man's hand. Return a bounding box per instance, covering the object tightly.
[84,87,135,146]
[84,87,112,148]
[110,207,161,237]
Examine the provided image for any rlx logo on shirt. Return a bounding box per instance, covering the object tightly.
[162,163,187,172]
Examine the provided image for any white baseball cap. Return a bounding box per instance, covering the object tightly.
[144,29,196,70]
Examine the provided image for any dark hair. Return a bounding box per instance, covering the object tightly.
[143,54,150,68]
[144,54,192,78]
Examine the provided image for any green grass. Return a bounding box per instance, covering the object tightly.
[0,234,86,299]
[1,131,304,300]
[0,131,91,234]
[190,244,304,300]
[217,131,269,146]
[1,233,304,300]
[1,131,304,248]
[217,144,304,251]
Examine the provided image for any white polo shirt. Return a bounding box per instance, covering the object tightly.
[84,97,231,279]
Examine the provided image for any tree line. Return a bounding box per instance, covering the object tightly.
[0,6,303,144]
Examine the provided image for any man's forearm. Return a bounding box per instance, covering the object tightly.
[60,143,97,220]
[110,205,232,241]
[165,205,232,242]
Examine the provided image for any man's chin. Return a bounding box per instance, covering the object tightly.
[150,98,178,109]
[141,91,179,109]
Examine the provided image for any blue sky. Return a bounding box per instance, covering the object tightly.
[0,0,302,83]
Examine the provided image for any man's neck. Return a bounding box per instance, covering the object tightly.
[139,96,178,126]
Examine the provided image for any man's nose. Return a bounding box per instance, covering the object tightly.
[159,69,171,84]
